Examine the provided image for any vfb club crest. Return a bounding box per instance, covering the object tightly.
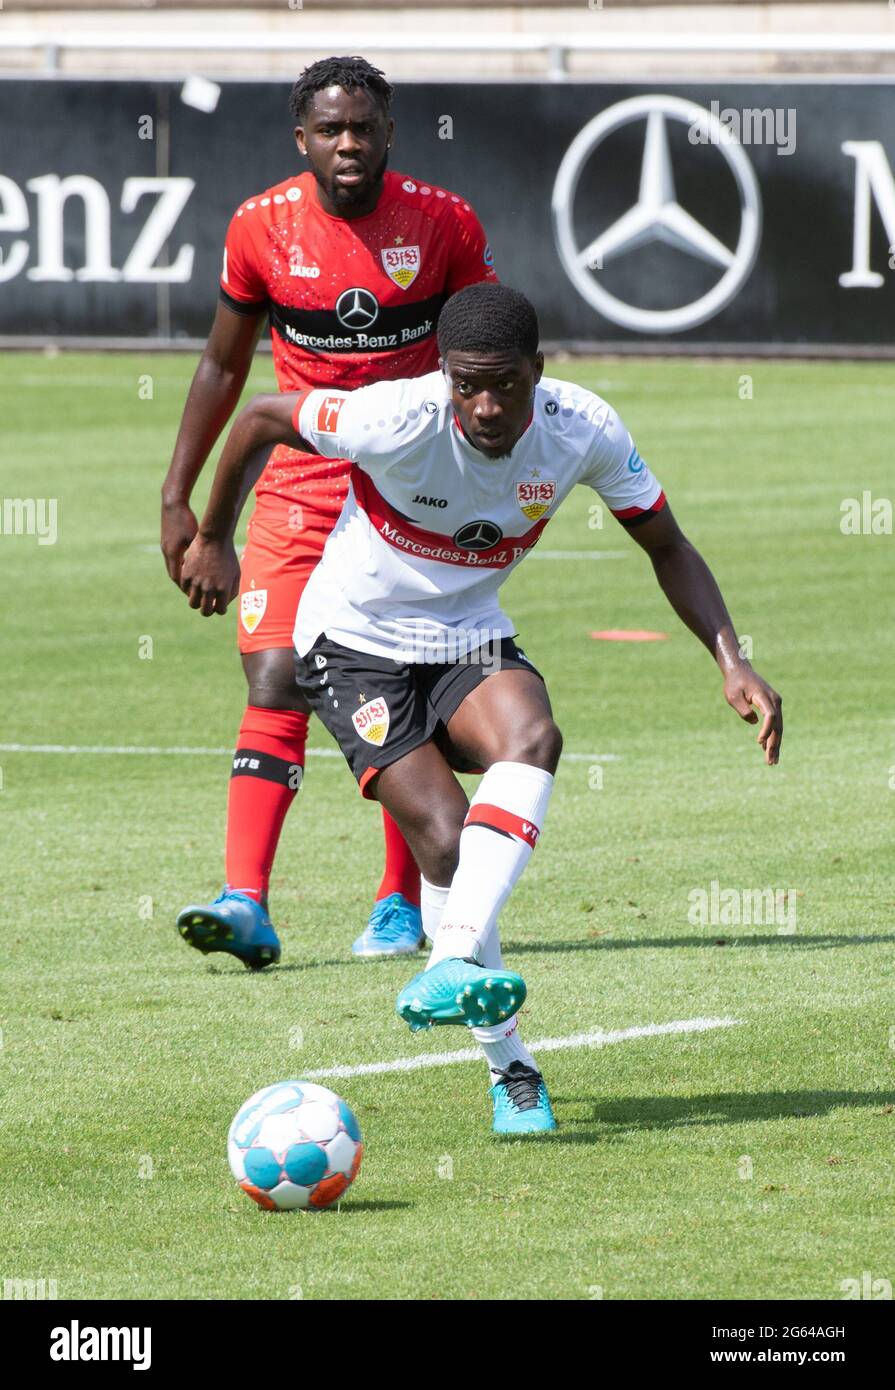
[352,697,390,746]
[240,586,268,634]
[381,244,420,290]
[516,479,556,521]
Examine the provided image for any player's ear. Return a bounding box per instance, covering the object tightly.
[532,351,545,385]
[386,117,395,149]
[294,126,307,157]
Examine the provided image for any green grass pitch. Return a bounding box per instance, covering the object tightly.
[1,350,893,1301]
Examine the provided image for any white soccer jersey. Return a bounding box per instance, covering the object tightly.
[292,370,665,661]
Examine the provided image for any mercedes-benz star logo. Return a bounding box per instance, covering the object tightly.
[453,520,503,551]
[335,287,380,330]
[552,95,762,334]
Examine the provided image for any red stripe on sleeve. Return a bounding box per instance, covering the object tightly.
[464,803,540,849]
[291,388,315,436]
[611,490,667,522]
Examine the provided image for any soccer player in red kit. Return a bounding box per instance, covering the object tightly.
[161,57,498,968]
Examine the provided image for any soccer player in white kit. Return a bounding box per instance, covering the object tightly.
[180,283,783,1134]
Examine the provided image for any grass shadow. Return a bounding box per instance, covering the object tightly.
[328,1199,413,1214]
[548,1089,895,1143]
[503,934,895,955]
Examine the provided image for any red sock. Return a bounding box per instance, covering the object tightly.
[225,705,308,905]
[376,808,421,906]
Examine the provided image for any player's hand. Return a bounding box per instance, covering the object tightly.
[723,662,783,765]
[179,534,241,617]
[161,499,199,586]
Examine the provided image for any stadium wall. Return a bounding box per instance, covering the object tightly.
[4,6,895,81]
[1,77,894,355]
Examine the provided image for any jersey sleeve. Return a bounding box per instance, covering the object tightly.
[295,379,433,477]
[219,205,268,315]
[579,401,667,528]
[444,200,499,292]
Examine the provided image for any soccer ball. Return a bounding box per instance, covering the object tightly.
[228,1080,363,1211]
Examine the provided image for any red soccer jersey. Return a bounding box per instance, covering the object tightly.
[220,169,498,516]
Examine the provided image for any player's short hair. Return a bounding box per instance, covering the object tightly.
[437,284,540,361]
[289,56,394,122]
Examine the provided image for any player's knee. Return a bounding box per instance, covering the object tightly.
[418,811,463,886]
[248,678,307,711]
[507,718,563,773]
[243,650,306,711]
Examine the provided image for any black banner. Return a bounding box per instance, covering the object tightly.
[2,1299,892,1364]
[1,77,894,349]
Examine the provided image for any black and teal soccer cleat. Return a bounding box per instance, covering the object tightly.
[489,1061,557,1135]
[176,889,281,970]
[396,957,526,1032]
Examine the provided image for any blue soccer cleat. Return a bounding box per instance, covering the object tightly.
[176,889,281,970]
[396,957,527,1033]
[490,1062,557,1135]
[352,892,425,959]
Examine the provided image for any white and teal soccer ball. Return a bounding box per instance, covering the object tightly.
[228,1080,363,1211]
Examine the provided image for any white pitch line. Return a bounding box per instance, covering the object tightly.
[303,1016,740,1081]
[0,743,620,763]
[0,742,338,758]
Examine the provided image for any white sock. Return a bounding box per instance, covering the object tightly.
[420,876,449,944]
[473,928,538,1082]
[477,924,505,969]
[473,1015,539,1084]
[426,761,554,969]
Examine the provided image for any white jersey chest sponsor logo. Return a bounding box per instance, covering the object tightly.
[352,697,390,746]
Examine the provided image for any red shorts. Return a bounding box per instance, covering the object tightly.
[237,491,338,653]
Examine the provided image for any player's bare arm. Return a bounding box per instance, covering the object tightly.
[179,392,310,616]
[160,300,267,587]
[627,504,783,765]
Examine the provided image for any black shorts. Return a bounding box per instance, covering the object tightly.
[294,634,544,797]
